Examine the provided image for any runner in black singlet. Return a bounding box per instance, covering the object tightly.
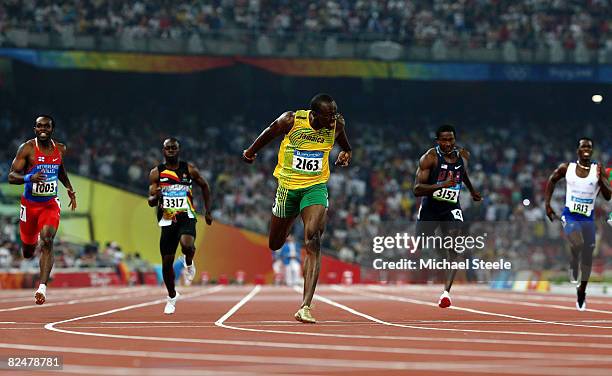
[414,125,482,308]
[148,138,212,314]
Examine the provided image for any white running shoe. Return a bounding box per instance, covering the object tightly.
[438,290,452,308]
[35,284,47,305]
[164,292,180,314]
[182,256,196,283]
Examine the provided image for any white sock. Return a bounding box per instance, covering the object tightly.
[38,283,46,291]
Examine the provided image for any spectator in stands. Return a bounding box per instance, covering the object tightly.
[0,0,611,58]
[0,241,12,269]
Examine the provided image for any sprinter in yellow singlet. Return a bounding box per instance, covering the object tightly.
[242,93,352,323]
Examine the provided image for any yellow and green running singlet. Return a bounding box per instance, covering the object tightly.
[273,110,336,189]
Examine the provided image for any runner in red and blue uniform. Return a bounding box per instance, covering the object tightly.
[8,115,77,305]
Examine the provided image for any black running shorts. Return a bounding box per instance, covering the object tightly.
[159,217,196,256]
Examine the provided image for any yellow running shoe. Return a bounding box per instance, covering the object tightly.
[294,305,316,323]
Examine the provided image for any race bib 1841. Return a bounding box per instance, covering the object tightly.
[292,150,324,175]
[32,179,58,197]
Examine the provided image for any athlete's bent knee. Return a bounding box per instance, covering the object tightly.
[304,232,321,253]
[570,239,584,250]
[568,232,583,249]
[40,237,53,251]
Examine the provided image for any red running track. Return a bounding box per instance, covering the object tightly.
[0,284,611,375]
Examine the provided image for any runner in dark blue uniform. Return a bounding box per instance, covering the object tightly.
[414,125,482,308]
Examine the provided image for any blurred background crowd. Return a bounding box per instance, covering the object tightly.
[0,214,150,273]
[1,0,611,53]
[1,105,610,269]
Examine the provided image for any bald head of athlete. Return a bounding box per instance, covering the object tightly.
[576,137,593,164]
[310,93,338,130]
[162,138,180,164]
[34,115,55,143]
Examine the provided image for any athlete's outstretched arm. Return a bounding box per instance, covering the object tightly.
[242,111,295,163]
[147,167,161,207]
[57,143,77,210]
[8,142,44,184]
[334,114,352,167]
[459,148,482,201]
[413,150,455,197]
[188,163,213,225]
[597,163,611,201]
[544,162,568,221]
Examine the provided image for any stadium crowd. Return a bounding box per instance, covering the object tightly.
[0,212,150,274]
[1,108,611,269]
[1,0,611,52]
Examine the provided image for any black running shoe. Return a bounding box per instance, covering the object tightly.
[576,288,586,311]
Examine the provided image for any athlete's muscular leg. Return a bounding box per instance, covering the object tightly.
[160,228,180,299]
[567,230,584,249]
[300,205,326,307]
[161,254,177,298]
[38,225,57,285]
[444,227,462,292]
[180,234,196,266]
[567,229,584,283]
[269,215,297,251]
[577,225,595,294]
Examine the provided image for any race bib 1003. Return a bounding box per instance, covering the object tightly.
[32,179,58,197]
[292,150,323,175]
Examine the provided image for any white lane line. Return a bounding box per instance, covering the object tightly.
[40,326,612,363]
[30,285,612,363]
[212,286,612,347]
[57,365,249,376]
[374,286,612,306]
[457,294,612,315]
[307,286,612,338]
[345,286,612,330]
[65,319,612,325]
[18,284,611,369]
[224,319,612,324]
[0,287,146,303]
[0,297,48,303]
[44,286,225,334]
[98,321,185,324]
[368,285,612,315]
[208,286,612,362]
[0,343,611,375]
[215,285,261,326]
[0,289,161,313]
[23,318,612,330]
[467,290,612,306]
